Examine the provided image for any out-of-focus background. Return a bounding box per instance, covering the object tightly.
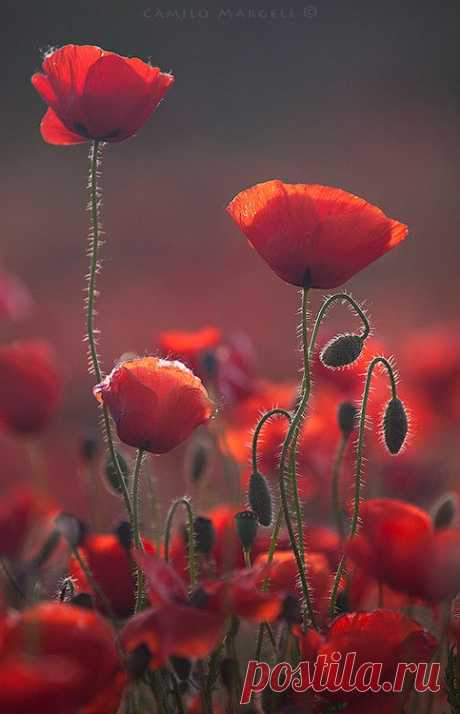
[1,1,459,507]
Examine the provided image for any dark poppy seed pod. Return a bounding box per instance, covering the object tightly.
[235,510,258,551]
[187,440,209,484]
[383,397,408,454]
[55,512,86,548]
[193,516,215,555]
[248,471,272,526]
[104,449,129,496]
[69,592,94,610]
[127,643,152,679]
[115,520,132,550]
[170,656,192,681]
[337,401,359,438]
[321,334,363,369]
[81,434,98,463]
[432,493,458,530]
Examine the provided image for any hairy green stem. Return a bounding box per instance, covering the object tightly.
[132,449,145,613]
[164,497,197,589]
[329,356,398,619]
[331,436,348,540]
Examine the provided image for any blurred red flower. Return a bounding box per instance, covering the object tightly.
[294,609,437,710]
[0,487,56,561]
[226,180,408,288]
[0,339,62,435]
[158,326,222,375]
[1,603,119,708]
[69,533,156,617]
[348,498,460,601]
[94,356,213,454]
[31,44,174,145]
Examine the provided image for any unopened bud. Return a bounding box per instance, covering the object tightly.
[170,656,192,681]
[337,401,358,438]
[199,349,219,380]
[81,434,98,463]
[321,334,363,368]
[69,592,94,610]
[383,397,408,454]
[186,516,215,555]
[281,593,301,625]
[248,472,272,527]
[432,493,458,530]
[127,643,151,679]
[186,440,210,484]
[115,521,132,550]
[55,512,86,548]
[104,450,129,496]
[235,510,258,551]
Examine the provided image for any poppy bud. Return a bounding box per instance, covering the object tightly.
[194,516,215,555]
[199,349,219,381]
[220,657,237,690]
[127,643,151,679]
[248,472,272,527]
[432,493,458,530]
[58,576,76,602]
[337,401,359,438]
[81,434,98,463]
[235,511,258,551]
[321,334,364,368]
[55,512,86,548]
[186,439,210,484]
[383,397,408,454]
[104,450,129,497]
[69,592,94,611]
[170,656,192,681]
[115,521,132,550]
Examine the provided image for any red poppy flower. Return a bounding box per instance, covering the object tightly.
[226,181,408,288]
[69,533,156,617]
[0,655,85,714]
[0,270,32,323]
[0,487,56,561]
[295,609,437,709]
[31,44,174,145]
[348,498,460,601]
[0,339,62,434]
[201,567,284,623]
[158,326,222,375]
[2,603,119,707]
[94,356,213,453]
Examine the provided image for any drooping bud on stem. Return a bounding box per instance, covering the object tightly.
[248,471,273,526]
[235,510,258,552]
[321,334,363,368]
[185,438,211,484]
[432,493,458,530]
[337,401,358,438]
[383,397,408,454]
[104,449,129,496]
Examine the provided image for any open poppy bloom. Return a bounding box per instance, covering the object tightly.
[294,609,437,711]
[94,356,213,453]
[226,180,408,288]
[347,498,460,602]
[69,533,156,617]
[0,339,62,434]
[31,44,174,145]
[1,603,120,709]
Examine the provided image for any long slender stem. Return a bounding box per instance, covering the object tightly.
[309,292,370,357]
[164,497,197,589]
[329,356,398,619]
[331,436,348,540]
[86,140,133,520]
[132,449,145,614]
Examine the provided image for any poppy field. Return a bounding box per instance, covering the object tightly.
[1,11,459,714]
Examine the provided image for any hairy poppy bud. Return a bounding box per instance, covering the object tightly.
[432,493,458,530]
[81,434,98,463]
[184,516,215,555]
[186,439,210,484]
[235,510,258,551]
[55,512,86,548]
[383,397,408,454]
[115,521,132,550]
[104,450,129,496]
[170,656,192,681]
[337,401,359,438]
[321,334,363,368]
[248,472,272,526]
[58,576,76,602]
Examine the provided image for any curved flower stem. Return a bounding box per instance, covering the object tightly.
[251,408,292,473]
[309,292,370,357]
[164,496,197,589]
[331,436,348,541]
[329,356,398,619]
[86,140,133,521]
[132,449,145,613]
[277,289,317,632]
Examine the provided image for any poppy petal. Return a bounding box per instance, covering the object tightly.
[40,108,87,145]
